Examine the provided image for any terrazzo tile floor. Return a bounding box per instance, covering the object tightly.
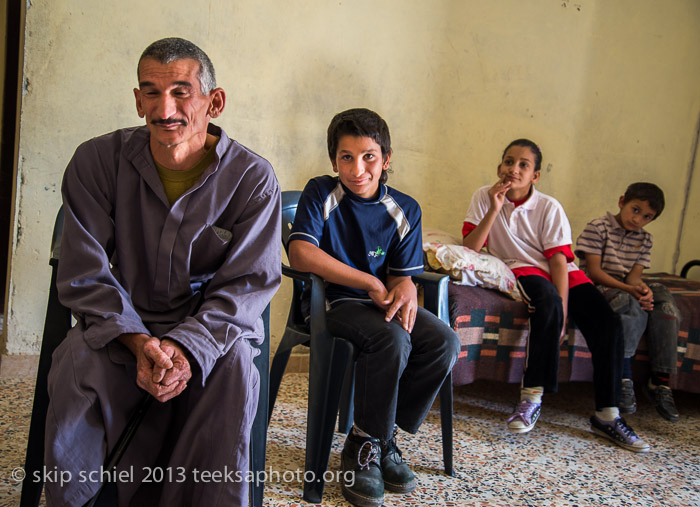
[1,373,699,506]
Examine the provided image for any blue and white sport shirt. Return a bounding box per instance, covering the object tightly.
[289,176,424,307]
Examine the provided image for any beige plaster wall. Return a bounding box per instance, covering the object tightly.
[5,0,700,354]
[677,128,700,282]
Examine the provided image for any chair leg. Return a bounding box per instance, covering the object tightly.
[20,368,52,507]
[337,361,355,435]
[250,305,270,507]
[267,346,293,425]
[302,339,354,504]
[439,372,454,477]
[341,363,454,477]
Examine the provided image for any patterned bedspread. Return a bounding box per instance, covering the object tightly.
[448,273,700,393]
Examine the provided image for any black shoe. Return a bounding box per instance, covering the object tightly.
[644,382,680,422]
[340,433,384,507]
[380,428,416,494]
[589,415,650,453]
[619,379,637,414]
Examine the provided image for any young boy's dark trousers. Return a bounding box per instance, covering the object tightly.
[326,303,460,441]
[517,276,623,410]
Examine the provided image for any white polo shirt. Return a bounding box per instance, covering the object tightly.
[464,185,580,275]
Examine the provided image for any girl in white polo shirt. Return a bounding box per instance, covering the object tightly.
[462,139,649,453]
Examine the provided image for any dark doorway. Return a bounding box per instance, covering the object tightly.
[1,0,25,317]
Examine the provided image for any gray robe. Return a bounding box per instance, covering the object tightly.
[44,124,281,506]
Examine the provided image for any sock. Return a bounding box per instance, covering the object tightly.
[596,407,620,422]
[622,357,633,379]
[351,424,371,438]
[650,372,669,388]
[520,386,543,404]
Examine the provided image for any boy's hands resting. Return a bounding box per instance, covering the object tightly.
[585,254,654,310]
[382,276,418,333]
[289,240,418,332]
[366,280,391,309]
[629,282,654,311]
[625,265,654,309]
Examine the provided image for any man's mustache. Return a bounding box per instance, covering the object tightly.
[151,118,187,127]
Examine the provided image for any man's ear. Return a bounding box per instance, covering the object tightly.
[134,88,145,118]
[382,149,393,170]
[618,196,626,210]
[331,158,338,173]
[207,88,226,118]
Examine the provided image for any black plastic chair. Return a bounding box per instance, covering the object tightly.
[268,190,454,504]
[21,207,270,507]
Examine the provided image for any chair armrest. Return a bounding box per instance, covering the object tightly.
[282,264,332,342]
[413,272,450,326]
[282,263,313,284]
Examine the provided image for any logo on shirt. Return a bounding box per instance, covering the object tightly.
[368,246,386,259]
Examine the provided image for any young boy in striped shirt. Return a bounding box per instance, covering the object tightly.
[575,182,681,421]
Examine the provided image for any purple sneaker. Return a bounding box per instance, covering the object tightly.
[507,399,542,433]
[590,415,650,453]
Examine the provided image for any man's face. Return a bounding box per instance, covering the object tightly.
[134,58,221,152]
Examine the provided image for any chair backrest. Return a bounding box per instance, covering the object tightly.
[280,190,312,331]
[281,190,302,253]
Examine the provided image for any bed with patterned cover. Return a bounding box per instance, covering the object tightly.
[448,272,700,394]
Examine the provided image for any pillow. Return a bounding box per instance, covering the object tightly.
[422,228,521,301]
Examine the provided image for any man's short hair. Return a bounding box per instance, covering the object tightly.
[138,37,216,95]
[622,182,665,218]
[327,108,392,184]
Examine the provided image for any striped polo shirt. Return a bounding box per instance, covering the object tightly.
[289,175,424,307]
[574,212,652,281]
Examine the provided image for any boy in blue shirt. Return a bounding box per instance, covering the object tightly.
[575,182,681,421]
[289,108,460,507]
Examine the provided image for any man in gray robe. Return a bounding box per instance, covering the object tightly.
[44,37,280,506]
